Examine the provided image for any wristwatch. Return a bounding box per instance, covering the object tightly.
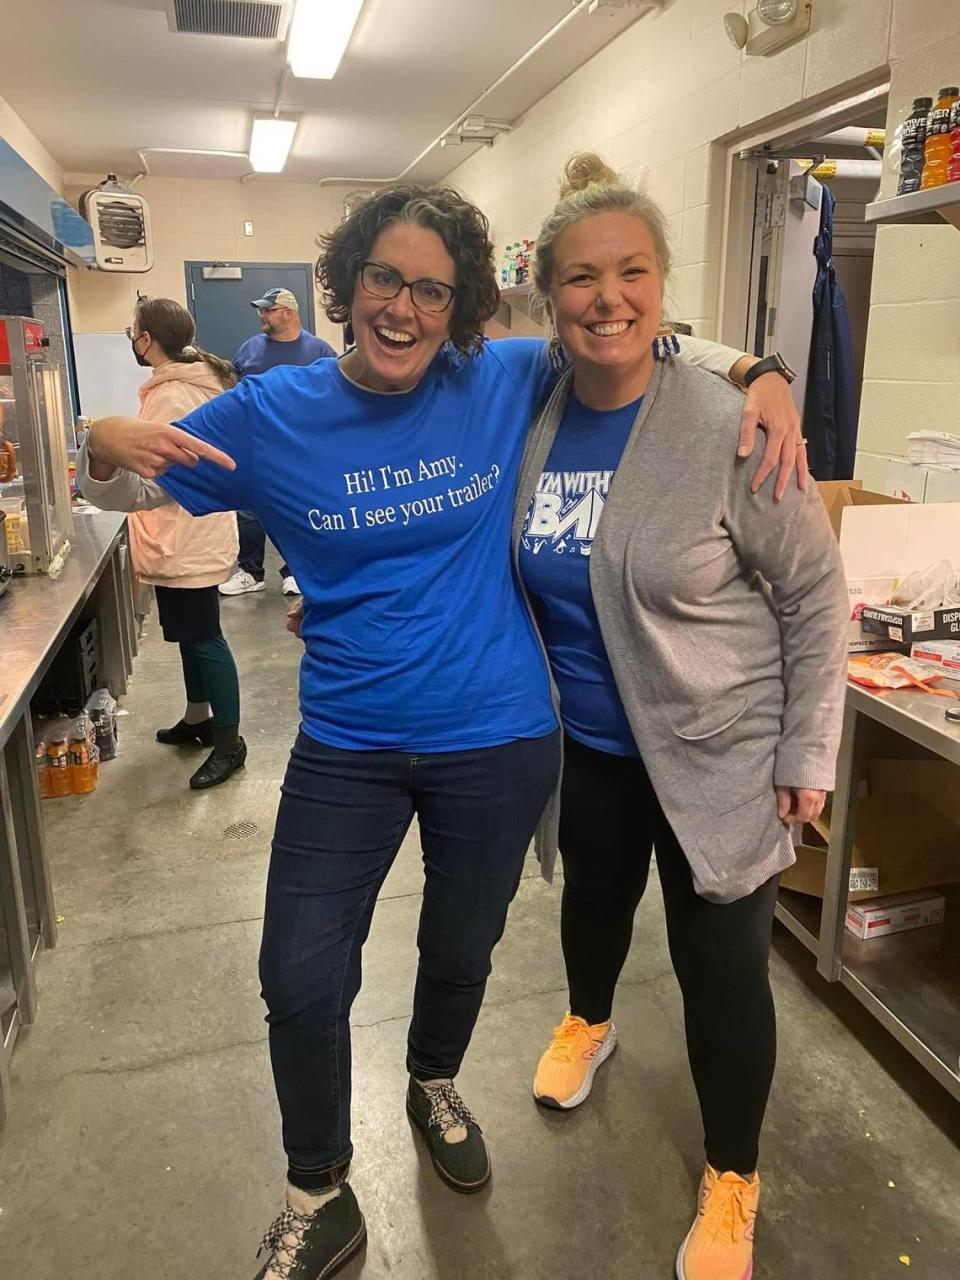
[743,352,796,387]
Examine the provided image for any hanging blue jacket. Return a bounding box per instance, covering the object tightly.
[802,186,858,480]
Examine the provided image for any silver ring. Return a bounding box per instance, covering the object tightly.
[798,437,808,446]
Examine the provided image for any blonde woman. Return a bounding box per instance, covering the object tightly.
[516,156,848,1280]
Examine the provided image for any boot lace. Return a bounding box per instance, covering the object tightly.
[258,1206,313,1279]
[421,1080,479,1138]
[547,1016,593,1063]
[700,1176,756,1245]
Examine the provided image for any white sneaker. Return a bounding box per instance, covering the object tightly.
[219,570,266,596]
[281,575,301,596]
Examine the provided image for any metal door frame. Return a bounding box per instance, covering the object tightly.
[717,81,889,351]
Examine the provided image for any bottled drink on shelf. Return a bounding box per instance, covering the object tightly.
[34,739,52,800]
[948,97,960,185]
[46,735,72,798]
[897,96,933,195]
[69,718,98,794]
[920,86,960,190]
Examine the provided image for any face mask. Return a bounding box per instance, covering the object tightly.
[130,336,149,367]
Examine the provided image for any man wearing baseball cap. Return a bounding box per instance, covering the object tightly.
[222,288,337,597]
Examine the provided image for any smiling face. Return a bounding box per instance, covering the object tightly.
[549,211,664,400]
[348,222,456,393]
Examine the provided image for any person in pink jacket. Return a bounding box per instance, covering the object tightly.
[126,297,245,789]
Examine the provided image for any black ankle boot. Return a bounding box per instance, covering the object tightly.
[189,733,246,790]
[254,1182,366,1280]
[156,717,216,747]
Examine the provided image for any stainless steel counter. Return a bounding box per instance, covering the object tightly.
[1,509,137,1129]
[776,682,960,1100]
[0,510,127,748]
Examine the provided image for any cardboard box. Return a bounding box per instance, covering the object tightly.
[781,792,960,901]
[782,823,880,900]
[837,500,960,653]
[886,459,932,503]
[867,758,960,827]
[815,481,905,652]
[845,890,945,940]
[909,640,960,683]
[860,602,960,646]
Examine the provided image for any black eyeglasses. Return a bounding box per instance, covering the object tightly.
[359,261,456,315]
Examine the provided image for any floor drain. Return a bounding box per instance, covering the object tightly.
[224,820,259,840]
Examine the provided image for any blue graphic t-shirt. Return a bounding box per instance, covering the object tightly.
[519,392,643,757]
[233,330,337,377]
[157,341,558,751]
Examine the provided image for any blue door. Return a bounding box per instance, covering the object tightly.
[185,261,317,362]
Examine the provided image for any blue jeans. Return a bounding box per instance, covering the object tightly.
[259,728,561,1190]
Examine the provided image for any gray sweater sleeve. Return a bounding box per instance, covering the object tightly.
[723,446,849,791]
[76,438,173,512]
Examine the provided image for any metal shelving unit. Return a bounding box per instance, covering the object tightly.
[865,182,960,229]
[775,686,960,1100]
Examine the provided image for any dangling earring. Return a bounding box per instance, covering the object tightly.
[652,333,680,360]
[548,331,568,373]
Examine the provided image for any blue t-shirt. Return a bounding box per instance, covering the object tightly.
[233,330,336,377]
[158,341,558,752]
[519,392,643,757]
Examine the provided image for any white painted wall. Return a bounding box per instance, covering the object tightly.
[0,93,64,193]
[445,0,960,482]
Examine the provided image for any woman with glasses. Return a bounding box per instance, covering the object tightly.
[78,183,805,1280]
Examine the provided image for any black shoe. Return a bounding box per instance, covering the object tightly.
[406,1076,491,1193]
[156,717,216,747]
[253,1182,366,1280]
[189,737,247,790]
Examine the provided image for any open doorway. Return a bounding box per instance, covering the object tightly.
[720,85,889,479]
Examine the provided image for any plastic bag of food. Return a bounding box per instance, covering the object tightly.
[848,652,959,697]
[890,559,958,611]
[84,688,119,760]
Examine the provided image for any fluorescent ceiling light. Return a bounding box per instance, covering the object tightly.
[249,117,298,173]
[287,0,364,79]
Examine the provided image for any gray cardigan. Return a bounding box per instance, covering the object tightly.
[513,360,849,904]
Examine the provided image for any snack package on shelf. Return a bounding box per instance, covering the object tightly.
[847,652,959,696]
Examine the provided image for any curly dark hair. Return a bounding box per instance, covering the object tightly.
[315,184,500,355]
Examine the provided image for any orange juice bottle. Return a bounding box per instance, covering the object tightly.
[921,86,960,190]
[46,735,72,797]
[70,722,97,794]
[34,740,52,799]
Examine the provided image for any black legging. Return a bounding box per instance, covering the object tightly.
[559,734,779,1176]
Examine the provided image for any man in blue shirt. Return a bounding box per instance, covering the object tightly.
[222,288,336,597]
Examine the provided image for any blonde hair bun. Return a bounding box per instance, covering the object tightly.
[559,152,620,198]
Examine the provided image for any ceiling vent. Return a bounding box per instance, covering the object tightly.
[165,0,291,40]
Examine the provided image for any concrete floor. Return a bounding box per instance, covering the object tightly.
[2,561,960,1280]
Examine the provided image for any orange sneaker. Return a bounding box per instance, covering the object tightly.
[676,1165,759,1280]
[532,1013,617,1109]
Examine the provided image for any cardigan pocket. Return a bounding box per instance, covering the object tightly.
[673,694,748,742]
[673,694,771,817]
